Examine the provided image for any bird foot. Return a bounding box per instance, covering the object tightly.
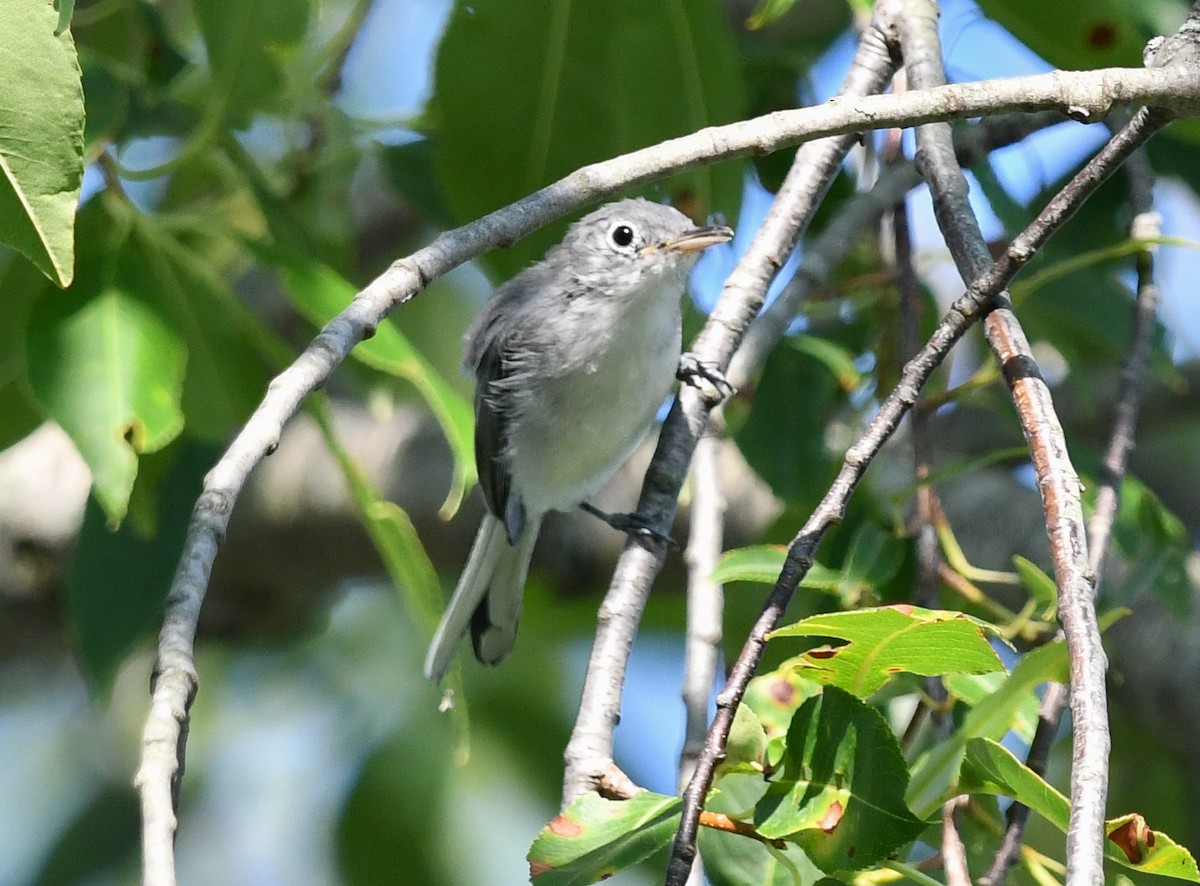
[580,502,676,547]
[677,352,734,403]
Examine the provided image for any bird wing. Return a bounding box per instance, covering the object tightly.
[465,290,531,545]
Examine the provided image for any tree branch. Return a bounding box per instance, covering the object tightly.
[134,18,1200,883]
[893,4,1174,880]
[980,129,1163,886]
[660,62,1177,886]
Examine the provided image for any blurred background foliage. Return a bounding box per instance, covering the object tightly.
[2,0,1200,883]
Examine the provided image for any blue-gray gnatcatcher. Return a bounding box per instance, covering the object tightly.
[424,198,734,682]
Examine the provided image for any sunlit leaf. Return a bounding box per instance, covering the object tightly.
[710,545,842,593]
[0,0,84,286]
[962,738,1200,880]
[529,791,681,885]
[769,605,1007,698]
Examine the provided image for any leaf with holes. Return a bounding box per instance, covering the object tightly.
[769,605,1007,698]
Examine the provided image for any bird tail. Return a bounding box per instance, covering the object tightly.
[423,515,540,683]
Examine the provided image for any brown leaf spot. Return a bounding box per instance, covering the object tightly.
[548,815,583,838]
[885,604,915,616]
[1088,21,1118,50]
[806,645,839,660]
[1108,814,1153,864]
[817,801,844,833]
[768,677,795,706]
[529,860,554,877]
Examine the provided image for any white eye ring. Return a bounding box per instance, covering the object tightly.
[609,223,637,250]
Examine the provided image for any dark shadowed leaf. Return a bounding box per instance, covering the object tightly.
[754,687,926,871]
[432,0,745,279]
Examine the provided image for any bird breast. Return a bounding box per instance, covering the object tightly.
[505,277,685,515]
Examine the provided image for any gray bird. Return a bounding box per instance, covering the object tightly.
[424,198,734,683]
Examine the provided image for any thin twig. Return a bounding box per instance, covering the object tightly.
[677,429,727,886]
[942,794,973,886]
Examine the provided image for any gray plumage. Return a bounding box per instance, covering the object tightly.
[424,198,733,682]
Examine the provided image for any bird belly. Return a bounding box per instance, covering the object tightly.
[506,300,682,514]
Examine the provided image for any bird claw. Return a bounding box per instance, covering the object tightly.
[677,352,734,402]
[580,502,677,548]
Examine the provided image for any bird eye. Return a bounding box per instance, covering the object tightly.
[610,224,635,248]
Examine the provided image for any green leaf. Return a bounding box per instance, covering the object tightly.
[769,606,1007,698]
[838,522,905,604]
[710,545,842,593]
[281,259,476,516]
[734,343,837,509]
[962,738,1200,881]
[338,720,454,886]
[700,773,824,886]
[529,791,681,885]
[789,333,861,392]
[976,0,1148,69]
[1013,555,1057,618]
[754,686,926,871]
[906,639,1068,816]
[0,0,85,286]
[26,201,186,526]
[126,217,269,441]
[719,704,770,776]
[745,0,802,30]
[432,0,745,279]
[1098,474,1192,614]
[193,0,309,125]
[944,671,1039,745]
[68,441,214,688]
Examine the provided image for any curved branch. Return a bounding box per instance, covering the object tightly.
[135,30,1200,885]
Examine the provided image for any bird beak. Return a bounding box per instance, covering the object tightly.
[641,224,735,255]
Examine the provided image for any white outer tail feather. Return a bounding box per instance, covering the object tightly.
[423,515,540,683]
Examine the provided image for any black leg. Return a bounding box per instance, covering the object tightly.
[579,502,676,547]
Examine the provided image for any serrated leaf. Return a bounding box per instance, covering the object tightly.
[529,791,681,885]
[769,606,1007,698]
[1013,555,1057,618]
[0,0,85,286]
[710,545,841,592]
[433,0,745,279]
[754,687,926,871]
[962,738,1200,880]
[281,260,475,517]
[26,201,185,526]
